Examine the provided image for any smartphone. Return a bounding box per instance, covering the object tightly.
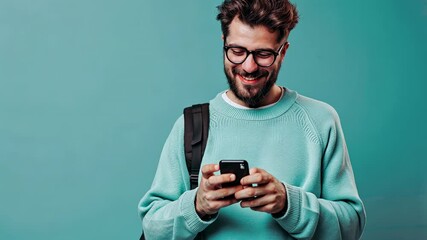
[219,160,250,188]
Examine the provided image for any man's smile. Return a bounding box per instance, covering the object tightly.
[237,73,262,84]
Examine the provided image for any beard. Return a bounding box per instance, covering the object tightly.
[224,65,280,108]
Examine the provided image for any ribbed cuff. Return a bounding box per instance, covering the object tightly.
[274,184,302,232]
[180,188,216,233]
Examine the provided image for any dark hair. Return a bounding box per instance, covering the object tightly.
[217,0,299,42]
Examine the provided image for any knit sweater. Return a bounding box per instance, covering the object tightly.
[138,88,366,239]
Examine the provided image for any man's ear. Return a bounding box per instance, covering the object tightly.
[282,42,290,54]
[280,42,290,61]
[221,34,224,40]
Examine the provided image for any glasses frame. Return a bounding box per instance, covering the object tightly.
[223,42,287,67]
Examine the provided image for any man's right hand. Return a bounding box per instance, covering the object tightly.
[195,164,242,218]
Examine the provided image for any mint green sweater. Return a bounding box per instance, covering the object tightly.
[138,88,366,239]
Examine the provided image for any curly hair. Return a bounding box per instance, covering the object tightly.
[217,0,299,42]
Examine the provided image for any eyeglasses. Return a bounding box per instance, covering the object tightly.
[223,42,286,67]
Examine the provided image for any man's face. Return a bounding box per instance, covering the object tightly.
[223,18,288,108]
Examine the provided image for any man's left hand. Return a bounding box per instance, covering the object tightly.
[235,168,288,215]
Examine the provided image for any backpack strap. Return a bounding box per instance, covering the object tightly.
[140,103,209,240]
[184,103,210,190]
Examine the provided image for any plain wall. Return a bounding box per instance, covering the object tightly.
[1,0,426,239]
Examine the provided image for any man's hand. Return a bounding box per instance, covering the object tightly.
[195,164,242,218]
[235,168,288,215]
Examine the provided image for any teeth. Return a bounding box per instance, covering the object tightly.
[242,75,257,81]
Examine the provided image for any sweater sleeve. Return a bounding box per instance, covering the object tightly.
[138,116,215,240]
[274,105,366,239]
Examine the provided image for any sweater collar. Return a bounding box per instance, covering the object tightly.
[210,87,297,120]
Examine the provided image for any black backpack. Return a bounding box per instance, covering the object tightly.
[140,103,209,240]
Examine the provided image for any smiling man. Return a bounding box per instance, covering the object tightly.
[138,0,366,239]
[224,17,286,108]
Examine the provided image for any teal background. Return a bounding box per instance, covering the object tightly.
[1,0,426,239]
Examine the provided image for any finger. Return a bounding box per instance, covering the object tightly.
[235,185,265,200]
[206,185,242,200]
[202,198,240,215]
[249,167,262,175]
[249,197,285,214]
[201,164,219,178]
[250,203,277,213]
[208,173,235,186]
[240,194,275,209]
[241,172,271,186]
[203,178,215,190]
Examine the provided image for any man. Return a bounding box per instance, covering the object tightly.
[138,0,366,239]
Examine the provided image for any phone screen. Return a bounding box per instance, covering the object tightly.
[219,160,249,188]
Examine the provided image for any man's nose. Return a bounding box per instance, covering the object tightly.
[241,54,259,73]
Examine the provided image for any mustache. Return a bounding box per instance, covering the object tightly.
[232,68,268,79]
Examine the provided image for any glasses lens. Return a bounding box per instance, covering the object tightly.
[226,47,247,64]
[254,51,275,67]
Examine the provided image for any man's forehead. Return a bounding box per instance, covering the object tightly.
[226,17,280,48]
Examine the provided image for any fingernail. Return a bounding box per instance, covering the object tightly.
[230,174,235,181]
